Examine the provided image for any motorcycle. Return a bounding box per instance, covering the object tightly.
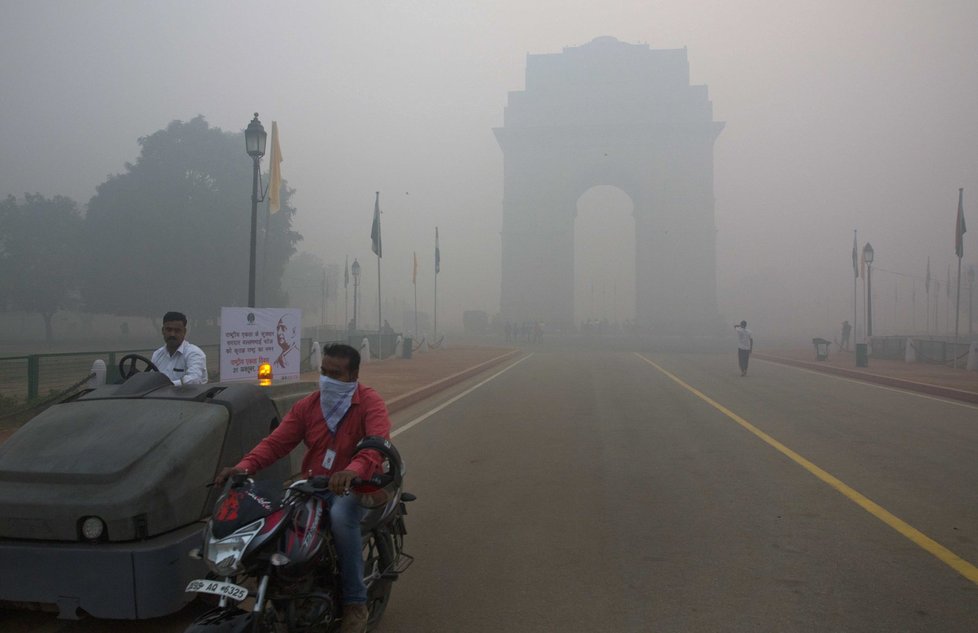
[184,437,414,632]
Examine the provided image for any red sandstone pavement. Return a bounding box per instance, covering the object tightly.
[302,345,520,412]
[756,347,978,404]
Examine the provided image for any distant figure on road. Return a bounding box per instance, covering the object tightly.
[734,320,753,377]
[840,320,852,351]
[152,311,208,385]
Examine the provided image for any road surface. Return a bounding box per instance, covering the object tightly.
[6,350,978,632]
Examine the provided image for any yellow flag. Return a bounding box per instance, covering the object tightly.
[268,122,283,213]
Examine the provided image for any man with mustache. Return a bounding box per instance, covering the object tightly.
[151,311,208,385]
[214,343,390,633]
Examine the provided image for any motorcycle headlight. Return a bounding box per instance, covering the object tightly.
[204,520,264,576]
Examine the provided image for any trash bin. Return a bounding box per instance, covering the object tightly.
[812,338,831,361]
[402,337,412,359]
[855,343,868,367]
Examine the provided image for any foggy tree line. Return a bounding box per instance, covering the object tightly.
[0,116,301,341]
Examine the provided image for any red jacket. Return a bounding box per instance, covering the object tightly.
[235,384,391,480]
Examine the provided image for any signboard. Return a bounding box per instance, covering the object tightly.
[220,307,301,382]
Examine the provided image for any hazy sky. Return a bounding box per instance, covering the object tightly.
[2,1,977,339]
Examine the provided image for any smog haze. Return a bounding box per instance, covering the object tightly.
[2,0,976,342]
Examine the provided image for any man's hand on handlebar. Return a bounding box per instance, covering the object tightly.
[214,466,246,486]
[328,470,358,495]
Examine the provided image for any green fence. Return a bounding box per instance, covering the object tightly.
[0,345,220,404]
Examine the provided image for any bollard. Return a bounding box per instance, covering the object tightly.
[310,341,322,371]
[360,337,371,363]
[905,338,916,364]
[393,335,403,357]
[855,343,869,367]
[88,359,107,388]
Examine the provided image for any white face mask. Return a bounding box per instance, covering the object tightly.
[319,375,358,433]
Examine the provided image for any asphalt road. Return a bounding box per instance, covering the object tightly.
[377,350,978,632]
[7,350,978,632]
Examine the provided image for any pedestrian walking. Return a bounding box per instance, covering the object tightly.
[734,320,753,376]
[840,320,851,351]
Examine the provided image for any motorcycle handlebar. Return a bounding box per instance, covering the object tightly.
[294,474,391,494]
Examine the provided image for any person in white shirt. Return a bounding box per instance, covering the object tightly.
[151,311,208,385]
[734,320,753,377]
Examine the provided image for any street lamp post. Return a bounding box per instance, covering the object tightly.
[244,113,267,308]
[351,258,361,331]
[863,243,875,337]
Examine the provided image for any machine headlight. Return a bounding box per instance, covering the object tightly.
[80,516,105,541]
[204,520,264,576]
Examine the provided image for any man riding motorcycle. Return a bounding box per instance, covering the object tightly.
[215,343,391,633]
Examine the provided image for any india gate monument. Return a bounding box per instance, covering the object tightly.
[495,37,724,335]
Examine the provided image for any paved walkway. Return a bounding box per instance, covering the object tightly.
[756,346,978,404]
[303,345,519,412]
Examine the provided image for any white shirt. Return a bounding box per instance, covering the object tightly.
[151,340,208,385]
[736,327,753,350]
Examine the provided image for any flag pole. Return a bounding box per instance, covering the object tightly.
[377,251,382,359]
[954,188,966,367]
[413,252,418,339]
[374,192,383,360]
[344,255,349,333]
[434,227,440,344]
[852,229,858,346]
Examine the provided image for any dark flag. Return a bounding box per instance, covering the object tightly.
[435,227,441,274]
[955,188,966,258]
[371,192,382,258]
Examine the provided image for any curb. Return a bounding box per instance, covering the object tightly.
[755,353,978,405]
[386,349,522,413]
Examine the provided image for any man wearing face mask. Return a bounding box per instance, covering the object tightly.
[214,343,390,633]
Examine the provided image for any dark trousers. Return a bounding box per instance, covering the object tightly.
[738,348,751,373]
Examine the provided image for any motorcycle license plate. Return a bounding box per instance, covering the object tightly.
[185,579,249,602]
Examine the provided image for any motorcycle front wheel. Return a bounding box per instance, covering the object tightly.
[364,528,395,630]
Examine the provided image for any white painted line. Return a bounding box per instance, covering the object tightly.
[391,353,533,438]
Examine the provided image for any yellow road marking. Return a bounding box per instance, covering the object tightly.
[635,352,978,586]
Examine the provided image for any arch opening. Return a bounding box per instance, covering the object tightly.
[574,185,635,330]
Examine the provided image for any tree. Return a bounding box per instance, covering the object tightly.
[283,251,340,326]
[0,194,83,341]
[81,116,301,324]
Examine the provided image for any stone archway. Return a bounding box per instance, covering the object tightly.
[494,36,724,334]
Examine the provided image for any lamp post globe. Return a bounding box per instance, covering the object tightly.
[351,258,361,331]
[245,113,267,308]
[245,113,267,158]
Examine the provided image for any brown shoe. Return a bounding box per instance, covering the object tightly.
[340,603,369,633]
